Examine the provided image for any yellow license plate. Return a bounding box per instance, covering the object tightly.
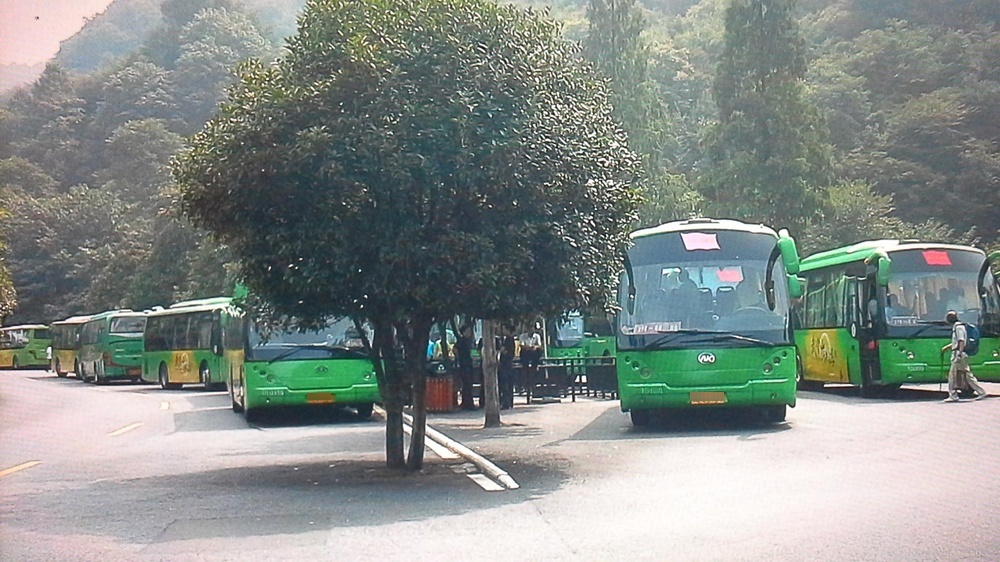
[690,391,727,405]
[306,392,335,404]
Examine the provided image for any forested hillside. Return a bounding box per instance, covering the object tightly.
[1,0,998,323]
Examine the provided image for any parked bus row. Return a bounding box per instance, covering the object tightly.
[16,296,380,421]
[5,218,998,426]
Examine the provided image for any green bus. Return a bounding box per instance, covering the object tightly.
[546,312,616,359]
[50,315,92,377]
[231,316,379,421]
[795,240,1000,395]
[77,310,147,384]
[141,297,241,391]
[0,324,51,369]
[617,218,803,426]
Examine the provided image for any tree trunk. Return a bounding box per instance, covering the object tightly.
[482,319,501,428]
[374,323,406,469]
[401,317,432,471]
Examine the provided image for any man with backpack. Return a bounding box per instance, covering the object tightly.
[941,310,988,402]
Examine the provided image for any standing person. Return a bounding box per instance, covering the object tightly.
[519,321,544,396]
[455,324,477,410]
[498,324,516,409]
[941,310,988,402]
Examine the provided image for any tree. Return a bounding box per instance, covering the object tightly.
[697,0,834,231]
[176,0,640,470]
[583,0,697,227]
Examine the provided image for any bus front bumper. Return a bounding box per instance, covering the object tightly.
[620,378,795,412]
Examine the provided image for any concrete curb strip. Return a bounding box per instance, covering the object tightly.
[376,406,519,490]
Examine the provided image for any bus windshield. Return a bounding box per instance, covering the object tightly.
[551,315,585,348]
[110,316,146,335]
[620,230,790,349]
[0,330,28,349]
[883,248,996,331]
[246,317,368,361]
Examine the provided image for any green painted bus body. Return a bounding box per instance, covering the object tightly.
[0,325,51,369]
[796,241,1000,392]
[617,219,802,425]
[618,346,797,410]
[78,310,146,383]
[231,317,380,419]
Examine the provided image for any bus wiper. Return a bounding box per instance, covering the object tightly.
[909,320,948,338]
[635,329,774,350]
[266,344,315,364]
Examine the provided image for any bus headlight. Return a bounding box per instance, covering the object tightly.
[762,363,773,374]
[906,352,915,360]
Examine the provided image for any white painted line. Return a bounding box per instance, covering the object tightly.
[107,422,144,437]
[160,401,170,410]
[191,406,231,412]
[0,461,41,478]
[468,473,505,491]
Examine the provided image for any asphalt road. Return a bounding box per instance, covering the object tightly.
[3,368,1000,561]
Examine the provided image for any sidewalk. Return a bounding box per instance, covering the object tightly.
[421,396,621,458]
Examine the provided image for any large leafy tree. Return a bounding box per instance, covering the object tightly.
[582,0,697,227]
[697,0,833,230]
[176,0,639,470]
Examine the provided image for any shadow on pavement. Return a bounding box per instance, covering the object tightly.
[570,406,792,441]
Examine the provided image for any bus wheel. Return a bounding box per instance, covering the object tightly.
[762,405,786,423]
[355,403,374,420]
[95,361,106,385]
[630,409,651,427]
[229,375,243,413]
[159,363,181,390]
[78,363,89,383]
[199,362,211,389]
[55,360,67,378]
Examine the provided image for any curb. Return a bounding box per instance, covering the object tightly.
[376,406,519,490]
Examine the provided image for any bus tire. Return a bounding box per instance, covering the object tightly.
[355,402,374,420]
[78,363,89,383]
[199,362,211,389]
[229,374,244,413]
[630,409,651,427]
[762,405,786,423]
[159,363,182,390]
[95,361,106,385]
[55,360,67,378]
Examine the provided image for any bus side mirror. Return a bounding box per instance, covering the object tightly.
[865,250,891,287]
[776,229,800,275]
[787,275,803,299]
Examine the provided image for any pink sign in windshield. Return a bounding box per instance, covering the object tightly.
[681,232,721,251]
[922,250,952,266]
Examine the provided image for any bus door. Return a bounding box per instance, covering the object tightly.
[855,275,883,388]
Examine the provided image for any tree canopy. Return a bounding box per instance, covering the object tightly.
[176,0,639,469]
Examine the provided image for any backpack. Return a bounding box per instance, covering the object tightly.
[961,322,981,356]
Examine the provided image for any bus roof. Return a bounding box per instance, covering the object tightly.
[51,315,94,326]
[168,296,232,309]
[631,218,780,241]
[148,298,233,317]
[0,324,49,331]
[800,240,984,271]
[85,309,143,321]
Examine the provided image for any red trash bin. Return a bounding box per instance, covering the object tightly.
[425,376,455,412]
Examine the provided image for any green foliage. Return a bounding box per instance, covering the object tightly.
[53,0,165,74]
[798,180,955,255]
[697,0,834,231]
[177,0,639,468]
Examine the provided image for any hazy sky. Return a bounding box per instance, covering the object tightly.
[0,0,116,66]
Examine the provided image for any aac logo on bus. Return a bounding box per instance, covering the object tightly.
[697,353,716,365]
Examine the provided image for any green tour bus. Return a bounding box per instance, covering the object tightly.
[77,310,147,384]
[231,316,380,421]
[50,315,92,377]
[142,297,241,391]
[0,324,51,369]
[546,312,616,359]
[617,218,803,426]
[795,240,1000,395]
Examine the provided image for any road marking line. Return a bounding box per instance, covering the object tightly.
[108,422,144,437]
[468,473,505,491]
[0,461,41,478]
[160,401,170,410]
